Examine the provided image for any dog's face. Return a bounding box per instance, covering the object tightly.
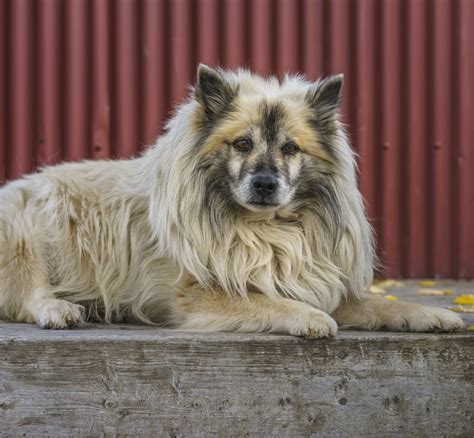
[194,65,343,213]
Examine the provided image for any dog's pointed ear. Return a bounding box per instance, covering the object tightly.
[305,74,344,126]
[195,64,236,121]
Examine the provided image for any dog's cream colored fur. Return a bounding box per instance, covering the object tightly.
[0,66,464,336]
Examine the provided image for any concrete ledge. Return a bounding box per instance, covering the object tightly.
[1,322,473,437]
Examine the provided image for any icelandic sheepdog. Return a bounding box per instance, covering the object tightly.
[0,65,464,336]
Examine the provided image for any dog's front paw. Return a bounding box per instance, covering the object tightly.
[35,299,84,329]
[289,309,338,339]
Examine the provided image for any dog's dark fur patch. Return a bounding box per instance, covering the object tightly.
[260,101,287,145]
[195,65,237,122]
[305,75,344,157]
[294,160,345,247]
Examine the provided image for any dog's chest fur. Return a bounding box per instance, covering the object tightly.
[182,212,345,313]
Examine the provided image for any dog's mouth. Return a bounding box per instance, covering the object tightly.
[247,200,279,207]
[242,199,282,212]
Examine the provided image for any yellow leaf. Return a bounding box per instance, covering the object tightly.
[385,295,398,301]
[418,280,436,287]
[467,325,474,331]
[369,285,386,294]
[453,294,474,305]
[416,288,454,296]
[448,305,474,313]
[377,279,404,289]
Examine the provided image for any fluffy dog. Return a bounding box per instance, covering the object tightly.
[0,65,463,336]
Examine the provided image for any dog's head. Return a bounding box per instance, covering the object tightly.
[193,65,344,213]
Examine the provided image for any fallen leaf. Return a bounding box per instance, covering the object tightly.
[385,295,398,301]
[453,294,474,305]
[448,305,474,313]
[376,279,404,289]
[418,280,436,287]
[369,285,386,294]
[416,288,454,296]
[467,325,474,331]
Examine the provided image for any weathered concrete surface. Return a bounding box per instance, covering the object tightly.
[0,281,473,437]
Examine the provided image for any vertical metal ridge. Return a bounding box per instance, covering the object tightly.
[36,0,62,166]
[354,0,376,226]
[8,0,34,180]
[399,0,409,278]
[431,0,452,277]
[455,0,474,278]
[169,0,193,105]
[223,0,247,68]
[348,0,358,154]
[302,0,323,80]
[372,0,384,270]
[140,0,167,146]
[91,0,111,159]
[276,0,300,75]
[326,0,351,127]
[379,0,402,276]
[108,0,117,158]
[425,0,435,277]
[63,0,90,162]
[0,0,8,183]
[321,0,330,77]
[196,0,220,66]
[450,0,461,278]
[404,0,428,277]
[250,0,274,75]
[113,0,139,158]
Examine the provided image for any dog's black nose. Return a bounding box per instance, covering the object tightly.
[252,174,279,198]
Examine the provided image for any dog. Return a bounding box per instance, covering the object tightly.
[0,65,464,337]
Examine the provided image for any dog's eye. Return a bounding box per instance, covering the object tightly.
[281,142,299,155]
[233,138,253,152]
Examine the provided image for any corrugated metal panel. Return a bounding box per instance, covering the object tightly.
[0,0,473,278]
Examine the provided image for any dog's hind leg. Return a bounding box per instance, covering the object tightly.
[0,201,84,328]
[169,282,337,338]
[332,295,464,332]
[0,241,85,329]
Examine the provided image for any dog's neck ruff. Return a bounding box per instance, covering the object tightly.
[207,212,347,311]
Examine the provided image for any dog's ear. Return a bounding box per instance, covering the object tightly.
[195,64,236,121]
[305,74,344,127]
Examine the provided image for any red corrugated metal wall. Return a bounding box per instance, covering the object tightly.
[0,0,473,278]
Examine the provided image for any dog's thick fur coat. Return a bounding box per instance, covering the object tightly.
[0,66,463,336]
